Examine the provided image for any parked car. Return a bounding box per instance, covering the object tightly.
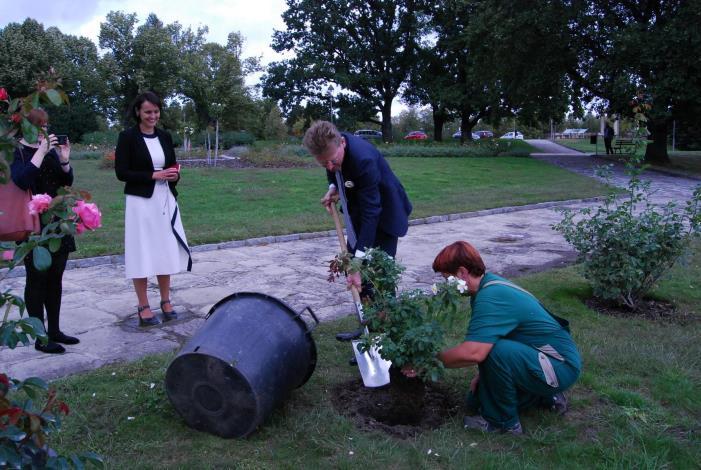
[404,131,428,140]
[354,129,383,140]
[500,131,524,139]
[474,130,494,138]
[452,130,481,140]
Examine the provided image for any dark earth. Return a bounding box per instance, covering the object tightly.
[331,371,461,438]
[585,297,697,324]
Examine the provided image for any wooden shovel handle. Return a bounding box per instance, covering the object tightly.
[330,204,364,309]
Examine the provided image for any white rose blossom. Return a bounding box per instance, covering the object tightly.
[431,284,438,295]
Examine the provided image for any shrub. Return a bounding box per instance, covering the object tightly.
[329,248,468,382]
[80,130,120,147]
[100,150,115,169]
[553,161,701,309]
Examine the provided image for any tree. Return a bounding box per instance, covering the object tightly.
[0,19,107,140]
[99,11,181,126]
[263,104,288,140]
[263,0,429,142]
[469,0,701,164]
[179,31,260,135]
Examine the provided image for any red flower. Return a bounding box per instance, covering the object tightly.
[0,373,9,386]
[58,401,70,415]
[0,88,8,101]
[10,113,22,124]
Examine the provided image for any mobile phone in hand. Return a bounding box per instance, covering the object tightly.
[55,135,69,145]
[169,163,181,172]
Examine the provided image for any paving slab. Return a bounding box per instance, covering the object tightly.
[2,140,699,381]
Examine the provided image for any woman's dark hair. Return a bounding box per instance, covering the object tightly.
[129,91,162,123]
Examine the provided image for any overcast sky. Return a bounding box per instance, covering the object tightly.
[2,0,288,68]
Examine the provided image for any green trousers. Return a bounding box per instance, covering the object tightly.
[466,339,580,429]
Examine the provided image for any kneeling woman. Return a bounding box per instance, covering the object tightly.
[115,92,191,326]
[432,241,581,434]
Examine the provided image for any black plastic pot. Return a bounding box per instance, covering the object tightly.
[165,292,318,438]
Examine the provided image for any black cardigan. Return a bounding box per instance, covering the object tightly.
[115,126,179,198]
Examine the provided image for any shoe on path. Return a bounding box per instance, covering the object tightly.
[35,340,65,354]
[49,331,80,345]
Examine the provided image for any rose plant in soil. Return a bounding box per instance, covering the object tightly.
[553,159,701,310]
[329,248,468,383]
[1,81,103,468]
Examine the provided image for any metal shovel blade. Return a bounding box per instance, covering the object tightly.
[352,340,391,388]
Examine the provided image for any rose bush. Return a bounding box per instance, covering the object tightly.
[329,248,469,382]
[28,194,53,215]
[1,80,103,468]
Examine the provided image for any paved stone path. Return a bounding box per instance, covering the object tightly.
[2,141,698,380]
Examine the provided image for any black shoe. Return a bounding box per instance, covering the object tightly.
[550,392,568,415]
[49,331,80,345]
[35,340,65,354]
[348,356,358,366]
[137,305,160,327]
[335,327,364,342]
[160,300,178,322]
[463,415,523,435]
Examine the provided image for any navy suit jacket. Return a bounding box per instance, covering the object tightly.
[115,126,179,198]
[327,132,412,252]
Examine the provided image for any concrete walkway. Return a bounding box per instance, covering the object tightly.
[2,141,699,380]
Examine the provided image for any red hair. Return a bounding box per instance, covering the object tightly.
[26,108,48,127]
[432,241,486,276]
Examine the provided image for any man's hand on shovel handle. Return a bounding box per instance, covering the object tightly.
[321,188,339,214]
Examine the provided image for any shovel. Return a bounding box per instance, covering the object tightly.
[330,203,391,388]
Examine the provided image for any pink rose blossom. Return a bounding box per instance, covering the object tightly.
[72,200,102,231]
[28,194,52,215]
[2,250,14,261]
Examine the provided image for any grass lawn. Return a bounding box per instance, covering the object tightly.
[52,244,701,467]
[72,156,610,258]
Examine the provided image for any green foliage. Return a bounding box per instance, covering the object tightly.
[378,139,534,158]
[265,0,429,141]
[330,248,468,382]
[0,83,103,469]
[79,130,119,147]
[554,160,701,309]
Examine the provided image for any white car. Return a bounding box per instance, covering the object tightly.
[452,130,481,140]
[500,131,524,139]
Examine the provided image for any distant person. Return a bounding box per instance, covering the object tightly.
[604,123,615,155]
[11,108,78,354]
[303,121,412,341]
[115,91,191,327]
[410,241,582,435]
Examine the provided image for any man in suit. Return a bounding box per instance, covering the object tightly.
[303,121,413,341]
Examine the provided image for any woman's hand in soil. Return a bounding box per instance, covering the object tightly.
[401,365,418,378]
[469,373,480,393]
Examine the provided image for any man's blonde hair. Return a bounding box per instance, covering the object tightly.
[303,120,341,156]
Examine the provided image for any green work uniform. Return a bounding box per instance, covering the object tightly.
[465,273,581,429]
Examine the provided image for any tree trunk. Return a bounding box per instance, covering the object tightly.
[381,101,393,143]
[644,118,671,165]
[459,108,476,144]
[433,106,446,142]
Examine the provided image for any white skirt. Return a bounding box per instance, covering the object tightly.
[124,181,190,279]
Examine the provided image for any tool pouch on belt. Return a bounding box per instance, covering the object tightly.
[538,352,560,387]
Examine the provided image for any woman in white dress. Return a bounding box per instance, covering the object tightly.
[115,92,191,326]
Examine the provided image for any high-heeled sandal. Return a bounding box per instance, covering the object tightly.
[137,304,160,327]
[160,299,178,321]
